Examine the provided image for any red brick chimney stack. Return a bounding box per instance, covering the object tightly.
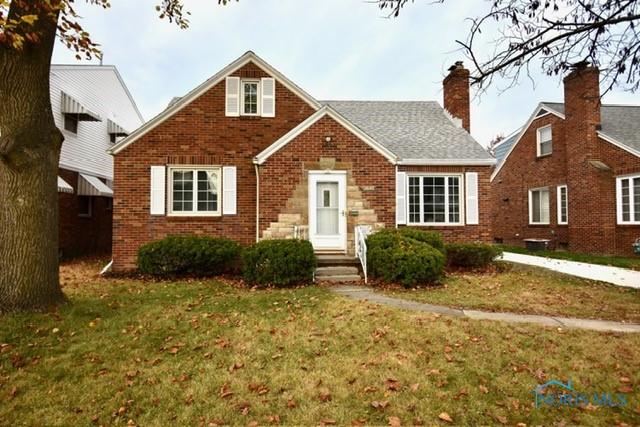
[443,61,471,133]
[563,62,602,149]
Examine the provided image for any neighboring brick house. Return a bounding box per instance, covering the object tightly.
[108,52,495,272]
[491,64,640,255]
[52,65,144,257]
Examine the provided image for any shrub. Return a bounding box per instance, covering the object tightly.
[397,227,446,255]
[242,239,316,287]
[137,235,241,277]
[445,243,502,268]
[367,230,445,287]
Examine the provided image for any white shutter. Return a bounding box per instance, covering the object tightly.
[223,166,237,215]
[150,166,166,215]
[396,171,407,225]
[225,76,240,117]
[465,172,479,225]
[261,77,275,117]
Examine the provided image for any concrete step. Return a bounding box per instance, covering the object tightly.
[316,274,362,283]
[316,266,359,277]
[317,255,360,266]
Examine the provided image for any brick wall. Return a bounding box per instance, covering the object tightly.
[112,62,316,271]
[58,168,112,258]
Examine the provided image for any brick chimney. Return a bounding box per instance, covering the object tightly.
[563,63,611,253]
[443,61,471,133]
[563,62,601,155]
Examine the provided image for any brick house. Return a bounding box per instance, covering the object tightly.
[108,52,495,272]
[52,65,144,258]
[491,64,640,255]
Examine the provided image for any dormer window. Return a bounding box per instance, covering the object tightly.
[242,80,260,116]
[537,125,552,156]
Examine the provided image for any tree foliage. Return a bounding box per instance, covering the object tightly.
[378,0,640,93]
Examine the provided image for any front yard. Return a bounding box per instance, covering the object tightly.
[1,260,639,425]
[383,263,640,323]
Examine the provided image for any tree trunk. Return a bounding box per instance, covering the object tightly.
[0,2,65,311]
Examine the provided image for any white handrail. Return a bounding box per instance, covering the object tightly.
[355,225,372,283]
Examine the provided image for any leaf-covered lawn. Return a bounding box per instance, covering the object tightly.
[382,263,640,323]
[1,260,640,426]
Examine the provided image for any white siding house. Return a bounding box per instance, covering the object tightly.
[51,65,144,181]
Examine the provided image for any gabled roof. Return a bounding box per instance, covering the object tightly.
[491,102,640,181]
[254,106,398,164]
[324,101,495,165]
[109,51,322,155]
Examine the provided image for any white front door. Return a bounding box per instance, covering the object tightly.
[309,171,347,251]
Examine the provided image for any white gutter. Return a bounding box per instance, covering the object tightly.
[254,163,260,242]
[397,158,496,166]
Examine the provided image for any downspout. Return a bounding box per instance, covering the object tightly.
[254,162,260,242]
[395,164,399,229]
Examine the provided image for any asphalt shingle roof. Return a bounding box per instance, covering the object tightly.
[322,101,494,161]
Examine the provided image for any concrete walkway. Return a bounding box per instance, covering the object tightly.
[330,285,640,333]
[501,252,640,289]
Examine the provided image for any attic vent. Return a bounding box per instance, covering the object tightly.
[535,108,549,117]
[443,109,463,128]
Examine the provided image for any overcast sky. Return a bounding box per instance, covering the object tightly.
[52,0,638,146]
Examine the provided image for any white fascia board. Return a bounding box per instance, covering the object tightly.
[109,51,322,155]
[254,106,398,165]
[490,103,564,182]
[398,158,496,166]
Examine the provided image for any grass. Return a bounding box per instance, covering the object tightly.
[382,263,640,323]
[498,244,640,271]
[1,260,639,425]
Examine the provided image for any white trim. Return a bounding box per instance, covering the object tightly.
[397,158,495,166]
[528,187,550,225]
[597,130,640,158]
[536,124,553,157]
[616,173,640,225]
[260,77,275,118]
[491,103,564,181]
[465,171,479,225]
[167,166,222,217]
[308,170,347,252]
[254,106,398,164]
[395,171,407,225]
[109,51,322,155]
[222,166,237,215]
[405,173,465,226]
[557,185,568,225]
[225,76,240,117]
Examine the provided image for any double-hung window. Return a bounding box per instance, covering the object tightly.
[537,125,552,156]
[407,175,462,225]
[557,185,568,225]
[241,80,259,116]
[617,174,640,224]
[529,187,550,225]
[169,167,221,216]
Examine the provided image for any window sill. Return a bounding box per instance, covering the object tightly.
[167,213,222,218]
[407,223,465,227]
[536,153,552,159]
[528,223,550,227]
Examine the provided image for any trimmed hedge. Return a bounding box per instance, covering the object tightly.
[397,227,446,255]
[242,239,316,287]
[446,243,502,268]
[137,235,241,277]
[367,229,445,287]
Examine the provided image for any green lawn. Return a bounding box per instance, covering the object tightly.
[498,244,640,271]
[382,263,640,323]
[1,260,639,425]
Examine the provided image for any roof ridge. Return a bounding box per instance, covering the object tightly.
[322,100,438,104]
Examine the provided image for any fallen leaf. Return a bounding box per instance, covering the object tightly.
[320,419,336,425]
[220,383,233,399]
[388,416,401,426]
[438,412,453,423]
[386,378,401,391]
[229,362,244,372]
[495,414,507,424]
[620,376,631,384]
[479,385,489,394]
[318,391,332,402]
[618,385,633,393]
[371,400,389,410]
[412,418,424,426]
[286,399,297,409]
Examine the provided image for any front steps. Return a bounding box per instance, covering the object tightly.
[315,264,362,283]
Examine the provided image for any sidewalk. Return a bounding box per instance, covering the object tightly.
[501,252,640,289]
[331,286,640,333]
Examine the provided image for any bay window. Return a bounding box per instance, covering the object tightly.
[407,175,462,225]
[168,167,221,216]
